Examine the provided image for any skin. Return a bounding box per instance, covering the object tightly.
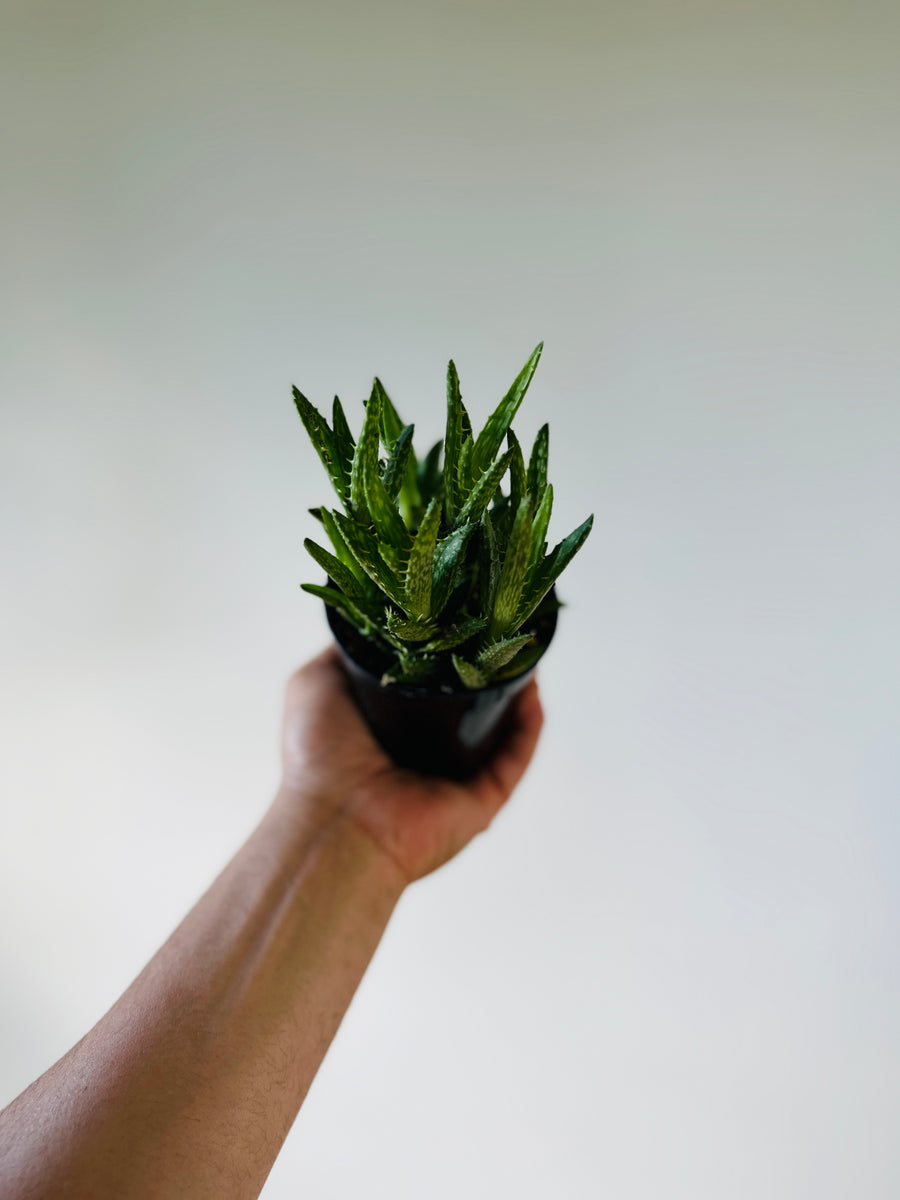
[0,647,543,1199]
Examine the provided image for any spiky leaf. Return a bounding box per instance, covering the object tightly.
[430,522,476,616]
[303,538,370,607]
[517,513,593,627]
[389,652,439,684]
[292,387,344,502]
[422,617,487,652]
[492,639,548,681]
[382,423,415,501]
[332,510,406,607]
[363,453,410,550]
[320,506,364,583]
[300,583,370,632]
[455,449,512,530]
[457,436,475,498]
[377,378,419,511]
[527,423,549,503]
[417,439,443,507]
[481,510,502,615]
[477,633,534,674]
[378,379,406,446]
[349,380,382,521]
[405,495,441,620]
[491,493,513,544]
[490,495,534,638]
[330,396,355,497]
[507,428,526,514]
[529,482,553,573]
[452,655,487,689]
[444,360,471,519]
[472,342,543,475]
[385,612,436,642]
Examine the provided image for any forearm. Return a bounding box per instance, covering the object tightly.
[0,791,406,1199]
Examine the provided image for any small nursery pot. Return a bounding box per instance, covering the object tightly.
[326,601,557,780]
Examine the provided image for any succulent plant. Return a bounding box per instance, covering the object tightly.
[293,343,593,688]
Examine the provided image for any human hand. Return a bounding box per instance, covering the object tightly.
[277,646,543,885]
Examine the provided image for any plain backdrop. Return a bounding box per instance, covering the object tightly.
[2,2,899,1197]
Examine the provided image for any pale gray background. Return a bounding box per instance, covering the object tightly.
[2,2,899,1196]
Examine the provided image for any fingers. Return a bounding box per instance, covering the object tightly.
[296,643,342,680]
[473,679,544,816]
[284,645,386,758]
[285,645,344,703]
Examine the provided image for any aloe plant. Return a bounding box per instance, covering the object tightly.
[293,344,593,688]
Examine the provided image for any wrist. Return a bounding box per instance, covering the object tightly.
[267,782,409,904]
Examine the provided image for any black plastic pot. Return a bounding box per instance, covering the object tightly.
[326,600,557,780]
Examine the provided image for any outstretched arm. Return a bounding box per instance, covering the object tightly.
[0,648,543,1199]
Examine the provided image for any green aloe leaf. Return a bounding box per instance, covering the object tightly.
[292,387,345,502]
[382,423,415,501]
[444,360,472,520]
[507,428,527,515]
[452,655,487,689]
[303,538,372,608]
[404,495,442,620]
[331,396,355,498]
[349,380,382,521]
[378,378,405,446]
[474,511,492,611]
[472,342,543,476]
[528,482,553,574]
[377,378,420,512]
[430,521,476,616]
[332,510,407,608]
[482,510,502,615]
[490,494,534,639]
[417,439,443,508]
[320,506,364,583]
[385,612,436,642]
[527,423,549,503]
[517,513,593,627]
[300,582,370,633]
[422,616,486,652]
[492,639,547,681]
[363,453,410,550]
[477,633,534,674]
[389,652,439,684]
[455,448,512,530]
[491,493,513,544]
[457,435,477,496]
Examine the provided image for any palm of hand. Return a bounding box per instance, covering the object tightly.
[280,648,543,884]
